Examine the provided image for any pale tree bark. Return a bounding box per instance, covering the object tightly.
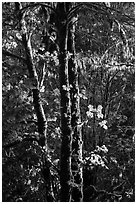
[15,2,48,149]
[67,9,83,201]
[55,3,83,201]
[15,3,55,201]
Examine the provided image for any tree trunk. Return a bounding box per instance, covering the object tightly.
[67,11,83,202]
[22,34,48,148]
[56,3,72,202]
[15,3,54,201]
[21,22,56,203]
[55,3,83,201]
[15,2,48,148]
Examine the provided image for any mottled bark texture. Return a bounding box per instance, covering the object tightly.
[67,16,83,202]
[56,3,83,201]
[56,3,72,202]
[15,3,54,201]
[22,34,48,148]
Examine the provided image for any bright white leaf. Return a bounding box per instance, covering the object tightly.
[86,111,94,118]
[40,86,45,92]
[88,104,94,111]
[99,120,108,129]
[103,125,108,130]
[101,145,108,153]
[97,105,103,111]
[97,112,103,119]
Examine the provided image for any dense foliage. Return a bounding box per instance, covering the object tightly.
[2,2,134,202]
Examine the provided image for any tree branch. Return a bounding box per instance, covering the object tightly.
[3,136,39,149]
[40,63,46,88]
[67,3,84,19]
[20,3,57,16]
[2,50,27,63]
[84,185,122,202]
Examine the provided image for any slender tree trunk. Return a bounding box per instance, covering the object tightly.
[56,3,72,202]
[92,82,97,149]
[22,34,48,148]
[15,3,55,201]
[22,34,54,201]
[99,77,109,146]
[16,2,48,148]
[55,3,83,201]
[67,10,83,201]
[92,114,97,149]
